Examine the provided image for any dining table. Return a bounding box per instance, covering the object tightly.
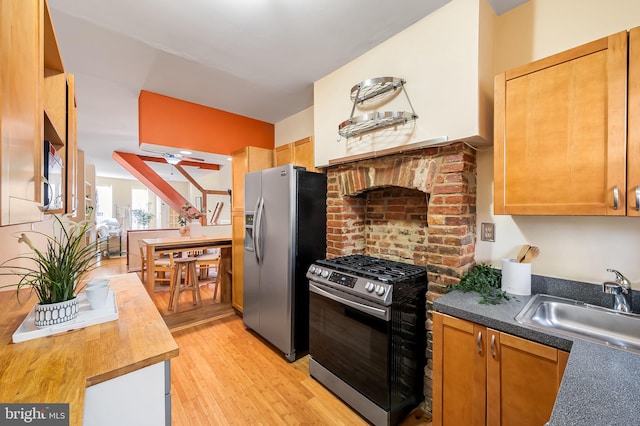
[141,235,232,302]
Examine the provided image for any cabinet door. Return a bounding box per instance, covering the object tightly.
[494,31,628,215]
[231,210,245,312]
[231,148,248,211]
[432,313,486,426]
[274,144,292,166]
[487,330,568,426]
[293,137,317,172]
[65,74,78,215]
[628,27,640,216]
[0,0,44,225]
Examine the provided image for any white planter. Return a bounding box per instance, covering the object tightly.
[34,298,79,328]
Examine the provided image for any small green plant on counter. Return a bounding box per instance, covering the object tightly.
[446,263,510,305]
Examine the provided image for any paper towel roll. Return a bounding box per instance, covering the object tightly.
[501,258,531,295]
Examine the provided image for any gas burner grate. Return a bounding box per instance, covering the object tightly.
[318,254,426,283]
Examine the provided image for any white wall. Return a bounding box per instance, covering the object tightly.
[313,0,494,167]
[475,0,640,288]
[275,106,314,148]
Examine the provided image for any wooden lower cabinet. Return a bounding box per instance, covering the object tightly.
[433,312,568,426]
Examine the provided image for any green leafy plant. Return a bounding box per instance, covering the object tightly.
[131,208,154,228]
[177,202,201,226]
[0,214,101,304]
[446,263,510,305]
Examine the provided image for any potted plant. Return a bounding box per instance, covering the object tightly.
[177,202,202,236]
[0,214,101,327]
[131,208,154,229]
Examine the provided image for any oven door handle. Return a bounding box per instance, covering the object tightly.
[309,282,390,321]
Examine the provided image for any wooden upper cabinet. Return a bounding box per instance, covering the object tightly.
[293,137,318,172]
[43,0,65,148]
[65,74,78,215]
[43,69,66,147]
[628,27,640,216]
[0,0,44,225]
[231,146,273,211]
[274,144,293,166]
[274,137,319,172]
[494,31,628,215]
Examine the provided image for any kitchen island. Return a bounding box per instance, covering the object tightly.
[0,273,179,426]
[434,284,640,426]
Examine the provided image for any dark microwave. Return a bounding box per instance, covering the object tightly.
[43,140,63,211]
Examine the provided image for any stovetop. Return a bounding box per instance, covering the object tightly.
[316,254,426,283]
[307,255,426,306]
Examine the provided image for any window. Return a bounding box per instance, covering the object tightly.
[131,188,151,229]
[95,185,112,223]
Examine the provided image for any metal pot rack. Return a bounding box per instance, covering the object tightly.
[338,76,418,139]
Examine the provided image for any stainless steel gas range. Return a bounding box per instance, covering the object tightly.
[306,254,427,426]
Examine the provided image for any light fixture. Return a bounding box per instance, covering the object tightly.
[165,156,181,165]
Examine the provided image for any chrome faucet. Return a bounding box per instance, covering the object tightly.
[603,269,632,312]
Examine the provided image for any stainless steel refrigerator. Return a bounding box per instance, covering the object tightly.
[243,164,327,361]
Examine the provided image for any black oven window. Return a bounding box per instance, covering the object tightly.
[309,291,391,409]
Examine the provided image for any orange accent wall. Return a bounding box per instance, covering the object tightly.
[138,90,274,155]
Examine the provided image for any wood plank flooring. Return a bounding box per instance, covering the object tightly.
[90,258,433,425]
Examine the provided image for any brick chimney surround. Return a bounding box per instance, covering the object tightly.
[324,141,477,410]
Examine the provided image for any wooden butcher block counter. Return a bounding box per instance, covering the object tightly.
[0,273,179,426]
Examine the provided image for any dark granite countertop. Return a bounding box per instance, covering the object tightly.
[433,275,640,426]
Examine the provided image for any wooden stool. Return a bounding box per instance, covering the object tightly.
[168,257,202,312]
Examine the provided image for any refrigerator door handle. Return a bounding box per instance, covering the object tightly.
[250,197,261,258]
[254,197,265,264]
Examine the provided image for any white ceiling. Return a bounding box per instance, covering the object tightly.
[48,0,528,181]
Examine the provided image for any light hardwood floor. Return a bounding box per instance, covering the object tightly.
[91,258,432,425]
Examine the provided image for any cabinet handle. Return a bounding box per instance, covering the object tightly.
[613,185,619,210]
[490,335,496,359]
[636,186,640,212]
[476,331,482,354]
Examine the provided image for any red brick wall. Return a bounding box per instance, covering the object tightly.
[324,141,477,412]
[365,188,428,263]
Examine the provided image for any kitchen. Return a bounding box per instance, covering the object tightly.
[2,0,640,425]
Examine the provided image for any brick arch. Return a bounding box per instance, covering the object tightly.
[325,142,477,287]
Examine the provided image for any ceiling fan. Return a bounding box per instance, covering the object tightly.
[141,149,205,165]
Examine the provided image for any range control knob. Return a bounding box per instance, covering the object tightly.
[375,285,386,296]
[314,268,322,275]
[321,270,330,278]
[365,282,375,292]
[308,266,316,274]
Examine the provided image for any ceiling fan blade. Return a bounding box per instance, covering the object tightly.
[183,156,205,162]
[140,148,166,155]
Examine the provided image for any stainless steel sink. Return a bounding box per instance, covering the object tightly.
[515,294,640,353]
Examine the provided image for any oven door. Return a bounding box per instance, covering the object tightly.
[309,281,391,409]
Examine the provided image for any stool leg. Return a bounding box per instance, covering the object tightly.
[169,264,181,312]
[188,262,202,306]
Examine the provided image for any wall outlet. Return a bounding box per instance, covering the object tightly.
[481,222,495,242]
